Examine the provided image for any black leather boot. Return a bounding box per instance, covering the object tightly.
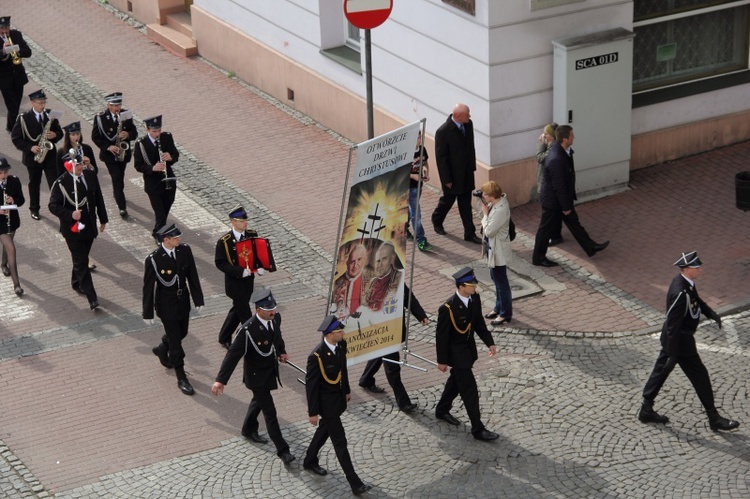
[638,399,669,424]
[707,409,740,431]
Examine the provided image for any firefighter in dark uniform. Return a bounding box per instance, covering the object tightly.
[211,289,295,465]
[0,16,31,133]
[303,315,371,496]
[144,224,204,396]
[48,154,108,310]
[435,267,499,441]
[91,92,137,219]
[215,205,266,349]
[11,89,62,220]
[639,251,739,431]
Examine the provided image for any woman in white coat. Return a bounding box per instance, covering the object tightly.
[480,181,513,325]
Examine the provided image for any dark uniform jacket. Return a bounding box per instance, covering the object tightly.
[143,244,204,321]
[402,283,427,342]
[216,313,286,391]
[11,110,63,168]
[56,143,98,177]
[91,109,138,163]
[0,29,30,90]
[436,292,495,369]
[48,170,108,239]
[215,229,258,299]
[133,132,179,193]
[434,114,476,195]
[0,175,24,234]
[540,141,576,212]
[659,274,716,356]
[306,339,350,418]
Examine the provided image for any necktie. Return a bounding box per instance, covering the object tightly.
[170,250,176,261]
[38,113,44,125]
[268,321,273,332]
[459,124,465,136]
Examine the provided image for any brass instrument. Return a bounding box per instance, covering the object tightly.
[114,112,129,162]
[6,34,22,66]
[34,111,55,164]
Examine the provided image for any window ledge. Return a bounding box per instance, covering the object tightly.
[633,70,750,108]
[321,45,362,74]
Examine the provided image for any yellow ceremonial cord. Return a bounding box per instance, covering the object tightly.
[445,303,471,335]
[314,351,342,385]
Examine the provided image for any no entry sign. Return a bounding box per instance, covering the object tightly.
[344,0,393,30]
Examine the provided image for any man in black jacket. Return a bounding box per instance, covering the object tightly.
[638,251,739,431]
[431,103,481,244]
[532,125,608,267]
[212,289,295,464]
[303,315,371,496]
[48,156,108,309]
[133,115,179,238]
[435,267,499,441]
[0,16,31,132]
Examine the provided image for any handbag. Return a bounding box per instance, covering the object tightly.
[509,218,516,241]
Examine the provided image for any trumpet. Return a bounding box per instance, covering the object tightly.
[5,34,22,66]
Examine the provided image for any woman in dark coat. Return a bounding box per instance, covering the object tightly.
[0,154,26,296]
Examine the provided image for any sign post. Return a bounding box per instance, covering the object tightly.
[344,0,393,139]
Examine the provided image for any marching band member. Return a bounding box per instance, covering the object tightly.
[0,16,31,133]
[133,115,179,239]
[144,224,204,396]
[48,155,108,310]
[91,92,137,219]
[0,155,25,296]
[11,89,62,220]
[56,121,98,177]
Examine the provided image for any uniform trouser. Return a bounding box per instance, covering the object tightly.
[218,297,253,344]
[159,317,189,371]
[304,415,363,489]
[242,388,290,455]
[146,188,176,237]
[65,237,96,301]
[436,367,486,435]
[533,206,597,262]
[1,83,24,131]
[358,351,411,408]
[642,349,715,412]
[104,161,128,210]
[26,160,57,212]
[431,191,475,238]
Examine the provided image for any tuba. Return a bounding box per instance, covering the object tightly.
[6,34,22,66]
[114,112,129,162]
[34,112,55,164]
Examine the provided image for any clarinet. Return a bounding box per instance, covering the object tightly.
[156,138,173,190]
[1,181,9,233]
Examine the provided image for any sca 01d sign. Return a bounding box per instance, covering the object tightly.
[575,52,618,70]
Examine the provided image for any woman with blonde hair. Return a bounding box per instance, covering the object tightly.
[480,180,512,325]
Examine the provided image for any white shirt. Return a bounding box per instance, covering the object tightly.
[323,337,337,354]
[455,291,470,308]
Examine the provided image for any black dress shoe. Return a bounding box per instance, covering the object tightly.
[589,240,610,256]
[484,311,499,319]
[177,378,194,396]
[278,451,295,464]
[360,384,385,394]
[1,264,9,277]
[152,346,173,369]
[464,235,482,244]
[14,286,24,297]
[436,412,460,426]
[243,431,268,443]
[119,209,128,219]
[30,210,41,221]
[433,225,447,235]
[708,412,740,431]
[400,403,417,413]
[490,317,512,326]
[352,483,372,496]
[89,299,100,310]
[474,429,499,441]
[532,258,559,268]
[304,464,328,476]
[549,237,564,246]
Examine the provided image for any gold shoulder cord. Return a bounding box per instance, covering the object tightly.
[221,234,235,265]
[445,303,471,335]
[314,351,342,385]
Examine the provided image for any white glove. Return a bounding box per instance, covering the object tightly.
[195,306,203,313]
[242,269,251,278]
[256,268,266,276]
[143,318,154,325]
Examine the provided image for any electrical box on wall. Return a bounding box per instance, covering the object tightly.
[552,28,634,201]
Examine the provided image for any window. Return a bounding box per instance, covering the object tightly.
[346,22,361,52]
[633,0,750,93]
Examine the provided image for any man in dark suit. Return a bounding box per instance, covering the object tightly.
[303,315,371,496]
[435,267,499,441]
[211,289,295,465]
[0,16,31,132]
[215,206,266,349]
[639,251,739,431]
[358,283,428,412]
[11,89,63,220]
[144,224,205,396]
[91,92,137,219]
[532,125,608,267]
[133,115,179,238]
[431,102,480,244]
[48,155,108,310]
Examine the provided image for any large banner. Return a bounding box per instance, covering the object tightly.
[330,121,422,365]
